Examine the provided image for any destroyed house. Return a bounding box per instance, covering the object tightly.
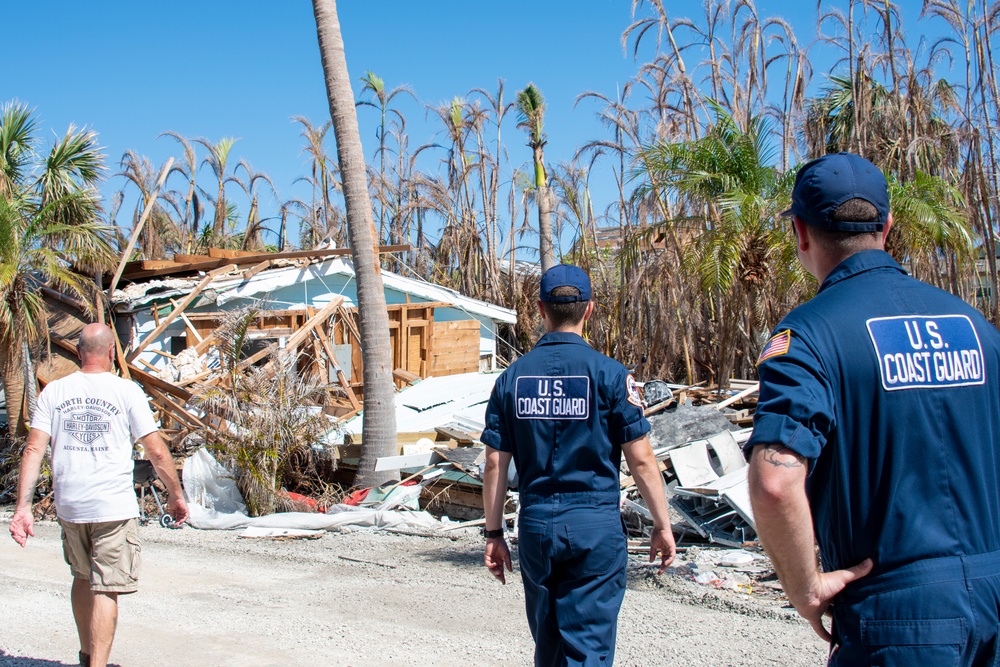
[112,249,516,400]
[27,247,515,441]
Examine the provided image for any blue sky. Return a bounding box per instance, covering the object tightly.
[6,1,945,253]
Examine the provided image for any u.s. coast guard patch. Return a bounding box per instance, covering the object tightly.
[626,374,642,407]
[867,314,985,390]
[515,376,590,420]
[757,330,791,365]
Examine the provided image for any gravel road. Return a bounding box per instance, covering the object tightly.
[0,517,827,666]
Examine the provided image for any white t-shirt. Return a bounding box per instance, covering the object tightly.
[31,371,159,523]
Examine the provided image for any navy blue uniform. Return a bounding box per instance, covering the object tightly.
[482,331,649,667]
[747,250,1000,665]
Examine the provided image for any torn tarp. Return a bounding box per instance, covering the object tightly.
[182,447,441,532]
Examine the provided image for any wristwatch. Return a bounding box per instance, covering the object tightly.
[483,528,504,539]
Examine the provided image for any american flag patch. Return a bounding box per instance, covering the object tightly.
[757,330,791,365]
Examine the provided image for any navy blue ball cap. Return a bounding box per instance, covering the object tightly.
[781,152,889,232]
[540,264,592,303]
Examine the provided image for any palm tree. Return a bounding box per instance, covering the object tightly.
[118,150,181,259]
[516,83,556,272]
[357,71,415,245]
[639,105,802,386]
[233,160,278,251]
[159,131,202,252]
[292,116,343,248]
[0,102,117,436]
[311,0,399,487]
[196,136,240,244]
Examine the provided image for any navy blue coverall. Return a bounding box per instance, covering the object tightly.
[747,250,1000,665]
[482,331,649,667]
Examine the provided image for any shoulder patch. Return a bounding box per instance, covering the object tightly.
[626,374,643,407]
[757,330,792,365]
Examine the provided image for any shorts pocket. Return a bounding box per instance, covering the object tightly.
[124,530,142,584]
[862,618,965,667]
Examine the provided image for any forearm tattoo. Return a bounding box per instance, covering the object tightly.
[760,443,806,469]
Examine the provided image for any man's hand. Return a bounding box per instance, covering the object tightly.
[484,537,513,585]
[791,559,873,641]
[649,526,676,573]
[167,495,189,527]
[9,507,35,547]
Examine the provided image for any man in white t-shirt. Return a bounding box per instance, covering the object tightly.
[9,323,188,667]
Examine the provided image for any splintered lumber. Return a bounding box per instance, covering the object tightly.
[392,368,421,385]
[126,263,238,362]
[142,382,206,430]
[169,299,204,344]
[241,259,272,281]
[113,329,131,380]
[434,425,476,445]
[250,296,344,371]
[107,157,174,297]
[120,245,412,281]
[314,327,360,410]
[713,383,759,410]
[128,365,193,402]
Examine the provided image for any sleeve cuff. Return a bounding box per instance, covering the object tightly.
[617,415,651,446]
[480,428,510,452]
[744,412,823,463]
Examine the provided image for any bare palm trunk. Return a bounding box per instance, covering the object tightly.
[312,0,398,487]
[21,342,37,424]
[0,344,26,438]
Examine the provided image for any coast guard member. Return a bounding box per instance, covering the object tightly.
[747,153,1000,665]
[482,264,675,667]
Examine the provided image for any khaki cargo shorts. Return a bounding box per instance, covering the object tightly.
[59,518,142,594]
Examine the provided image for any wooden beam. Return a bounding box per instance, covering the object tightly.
[40,286,87,312]
[207,248,261,259]
[314,327,361,411]
[169,299,204,344]
[233,299,342,372]
[248,296,344,371]
[713,383,759,410]
[145,383,207,430]
[121,245,412,281]
[127,364,193,402]
[241,259,272,281]
[173,253,216,263]
[107,157,174,298]
[49,334,78,356]
[126,264,237,362]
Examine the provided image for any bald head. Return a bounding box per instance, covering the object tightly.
[78,323,115,362]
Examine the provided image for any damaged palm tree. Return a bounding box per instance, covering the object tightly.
[194,304,334,516]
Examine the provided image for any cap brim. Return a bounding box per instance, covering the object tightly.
[779,207,794,218]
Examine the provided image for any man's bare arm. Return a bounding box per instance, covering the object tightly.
[9,429,50,547]
[482,446,513,584]
[621,434,676,572]
[748,443,871,641]
[139,431,189,525]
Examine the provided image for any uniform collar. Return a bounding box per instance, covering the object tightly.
[818,249,907,294]
[536,331,590,347]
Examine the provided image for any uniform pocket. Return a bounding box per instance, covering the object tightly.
[566,516,625,576]
[862,618,964,667]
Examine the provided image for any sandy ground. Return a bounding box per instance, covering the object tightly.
[0,517,827,667]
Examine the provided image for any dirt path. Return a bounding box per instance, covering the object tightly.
[0,518,826,666]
